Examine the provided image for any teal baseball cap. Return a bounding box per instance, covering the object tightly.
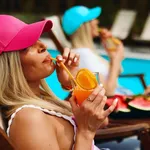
[62,6,102,35]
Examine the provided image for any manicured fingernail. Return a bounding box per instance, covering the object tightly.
[68,60,72,66]
[74,57,77,62]
[114,98,118,104]
[100,84,103,87]
[58,57,63,61]
[56,62,60,67]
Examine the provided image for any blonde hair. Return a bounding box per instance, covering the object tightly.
[70,22,95,50]
[70,22,109,68]
[0,51,72,118]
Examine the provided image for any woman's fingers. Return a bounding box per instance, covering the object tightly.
[85,85,103,103]
[69,95,78,112]
[67,51,76,65]
[90,87,106,109]
[99,117,109,128]
[100,28,112,38]
[103,98,118,117]
[62,48,70,61]
[72,54,80,66]
[97,95,107,111]
[61,48,80,66]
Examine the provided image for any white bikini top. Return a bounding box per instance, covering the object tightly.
[7,105,103,150]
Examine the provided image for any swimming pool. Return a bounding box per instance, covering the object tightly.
[103,55,150,94]
[46,49,150,99]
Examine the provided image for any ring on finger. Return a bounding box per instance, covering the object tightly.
[87,97,93,102]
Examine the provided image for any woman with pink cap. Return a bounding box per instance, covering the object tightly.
[0,15,117,150]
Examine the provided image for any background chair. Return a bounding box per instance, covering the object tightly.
[44,15,71,49]
[133,13,150,41]
[0,121,14,150]
[111,9,137,40]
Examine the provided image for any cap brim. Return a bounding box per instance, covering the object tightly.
[85,7,102,22]
[5,20,52,51]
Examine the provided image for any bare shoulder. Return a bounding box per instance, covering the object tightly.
[9,107,59,150]
[10,107,48,128]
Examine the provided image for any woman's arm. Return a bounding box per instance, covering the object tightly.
[100,29,124,96]
[104,57,122,96]
[104,44,124,96]
[74,130,94,150]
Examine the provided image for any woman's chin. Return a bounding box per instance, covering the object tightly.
[46,67,55,77]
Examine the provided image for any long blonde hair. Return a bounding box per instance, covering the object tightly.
[70,22,95,50]
[70,22,109,68]
[0,51,72,118]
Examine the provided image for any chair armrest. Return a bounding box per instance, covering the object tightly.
[95,123,150,143]
[119,73,147,89]
[0,127,14,149]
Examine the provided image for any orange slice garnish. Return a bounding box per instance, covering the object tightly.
[76,68,98,90]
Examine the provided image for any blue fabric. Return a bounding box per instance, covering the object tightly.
[45,50,70,100]
[62,6,102,35]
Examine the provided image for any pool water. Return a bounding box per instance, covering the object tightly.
[103,55,150,94]
[46,50,150,99]
[46,50,70,100]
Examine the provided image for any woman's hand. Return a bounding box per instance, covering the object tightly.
[108,44,124,62]
[56,48,80,88]
[100,28,124,62]
[69,85,118,138]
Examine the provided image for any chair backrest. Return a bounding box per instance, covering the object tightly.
[0,109,5,130]
[0,110,14,149]
[111,9,137,40]
[45,15,71,49]
[139,13,150,40]
[0,126,14,150]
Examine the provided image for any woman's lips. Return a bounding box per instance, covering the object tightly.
[43,56,52,63]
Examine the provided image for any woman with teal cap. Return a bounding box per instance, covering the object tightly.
[62,6,127,96]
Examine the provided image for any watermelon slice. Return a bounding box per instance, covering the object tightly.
[128,96,150,111]
[106,95,130,112]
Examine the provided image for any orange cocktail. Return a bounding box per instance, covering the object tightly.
[74,86,93,105]
[73,69,98,105]
[50,58,98,104]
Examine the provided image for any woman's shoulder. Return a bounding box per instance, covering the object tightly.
[9,107,54,132]
[13,107,46,123]
[8,106,57,138]
[8,107,63,150]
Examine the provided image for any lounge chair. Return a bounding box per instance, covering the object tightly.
[111,9,137,40]
[0,113,14,149]
[133,13,150,42]
[44,15,71,49]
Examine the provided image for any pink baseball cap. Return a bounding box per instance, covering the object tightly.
[0,15,53,54]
